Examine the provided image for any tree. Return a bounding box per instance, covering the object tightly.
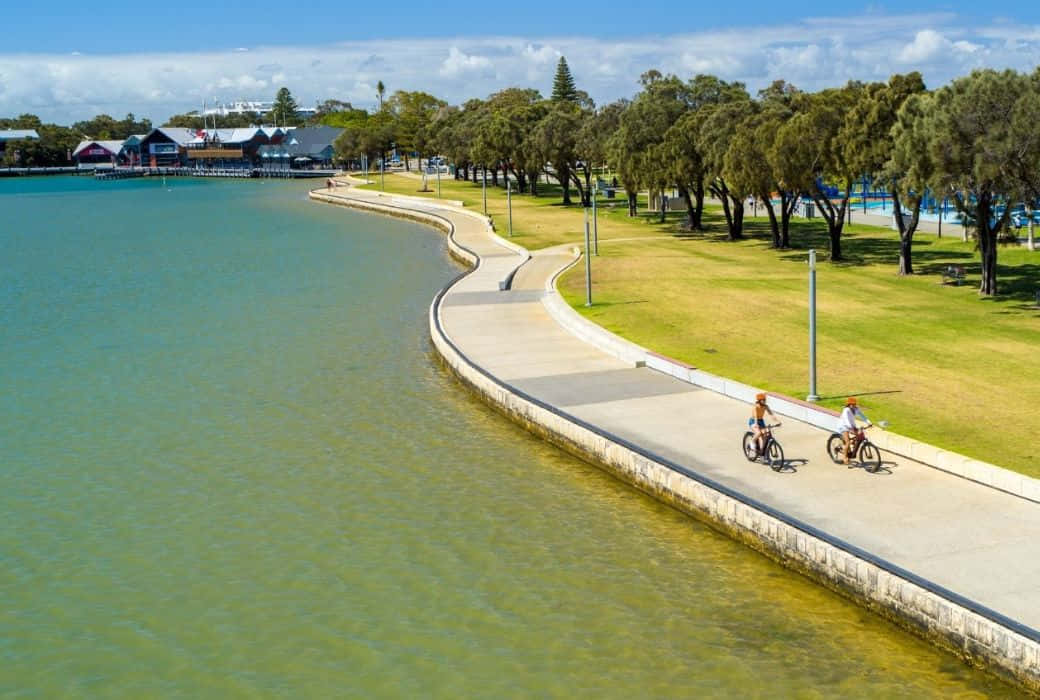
[531,102,586,205]
[698,97,754,240]
[388,90,447,171]
[924,69,1029,295]
[551,57,578,104]
[269,87,301,127]
[376,81,386,109]
[773,82,866,261]
[725,104,799,248]
[608,73,693,218]
[1005,71,1040,252]
[843,72,927,274]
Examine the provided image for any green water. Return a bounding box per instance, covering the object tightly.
[0,176,1017,697]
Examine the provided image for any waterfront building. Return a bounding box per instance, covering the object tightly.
[139,127,196,167]
[186,127,270,169]
[282,126,342,168]
[0,129,40,159]
[72,140,125,169]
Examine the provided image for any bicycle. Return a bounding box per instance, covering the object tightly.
[827,424,882,472]
[742,424,784,470]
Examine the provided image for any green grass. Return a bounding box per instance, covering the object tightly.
[357,173,1040,477]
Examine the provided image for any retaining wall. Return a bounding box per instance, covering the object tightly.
[311,188,1040,695]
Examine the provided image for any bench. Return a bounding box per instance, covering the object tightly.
[941,265,966,285]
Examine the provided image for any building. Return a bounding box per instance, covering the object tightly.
[201,99,317,121]
[139,127,196,167]
[186,127,271,169]
[0,129,40,159]
[281,125,342,168]
[72,140,125,169]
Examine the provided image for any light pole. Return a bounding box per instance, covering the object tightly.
[807,249,820,402]
[591,183,599,255]
[584,205,592,306]
[507,178,513,237]
[482,166,488,215]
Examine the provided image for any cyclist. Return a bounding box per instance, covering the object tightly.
[839,397,873,464]
[749,393,779,455]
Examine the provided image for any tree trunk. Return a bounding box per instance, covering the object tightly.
[558,164,572,205]
[516,169,527,194]
[891,189,921,276]
[809,187,849,261]
[693,180,705,230]
[973,193,999,295]
[761,194,780,248]
[627,190,637,217]
[491,166,499,187]
[729,196,744,240]
[527,168,540,196]
[679,186,696,230]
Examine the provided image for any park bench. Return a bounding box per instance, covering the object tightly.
[941,265,966,285]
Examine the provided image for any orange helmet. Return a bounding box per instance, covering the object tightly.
[846,397,858,406]
[755,392,766,401]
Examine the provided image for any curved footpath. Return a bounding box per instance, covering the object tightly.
[311,181,1040,693]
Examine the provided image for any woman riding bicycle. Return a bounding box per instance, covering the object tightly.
[839,397,872,464]
[749,393,780,454]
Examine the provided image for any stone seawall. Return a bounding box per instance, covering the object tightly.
[311,188,1040,695]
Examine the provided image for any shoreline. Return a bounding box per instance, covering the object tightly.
[310,181,1040,695]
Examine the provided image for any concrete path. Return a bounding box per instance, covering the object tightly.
[315,182,1040,634]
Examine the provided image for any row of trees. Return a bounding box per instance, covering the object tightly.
[332,61,1040,296]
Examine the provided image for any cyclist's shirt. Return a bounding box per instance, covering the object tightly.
[838,405,869,432]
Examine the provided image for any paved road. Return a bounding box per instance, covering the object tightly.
[320,183,1040,632]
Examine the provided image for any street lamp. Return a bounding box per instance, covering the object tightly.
[584,204,592,306]
[807,249,820,402]
[591,182,599,255]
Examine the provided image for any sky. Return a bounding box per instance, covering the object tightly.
[2,0,1039,123]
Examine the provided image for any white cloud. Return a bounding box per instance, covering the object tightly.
[0,12,1037,123]
[438,46,493,78]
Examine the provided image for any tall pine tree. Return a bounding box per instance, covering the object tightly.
[551,57,578,103]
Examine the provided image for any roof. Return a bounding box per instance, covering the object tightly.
[148,126,198,146]
[0,129,40,141]
[204,127,265,144]
[284,126,342,157]
[72,140,125,157]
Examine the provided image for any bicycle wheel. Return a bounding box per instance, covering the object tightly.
[826,434,845,464]
[859,442,881,473]
[766,440,784,470]
[742,432,758,461]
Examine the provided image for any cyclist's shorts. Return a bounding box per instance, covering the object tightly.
[748,418,766,428]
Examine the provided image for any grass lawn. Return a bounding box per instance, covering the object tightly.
[356,173,1040,477]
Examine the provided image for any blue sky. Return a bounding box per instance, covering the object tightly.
[2,1,1039,122]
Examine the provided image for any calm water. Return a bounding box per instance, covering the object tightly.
[0,176,1016,697]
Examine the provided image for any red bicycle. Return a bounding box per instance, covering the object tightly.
[827,425,881,472]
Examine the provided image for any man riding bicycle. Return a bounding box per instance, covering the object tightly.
[839,397,872,464]
[749,393,779,455]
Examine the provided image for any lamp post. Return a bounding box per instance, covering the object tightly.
[507,178,513,237]
[807,249,820,402]
[591,183,599,255]
[584,204,592,306]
